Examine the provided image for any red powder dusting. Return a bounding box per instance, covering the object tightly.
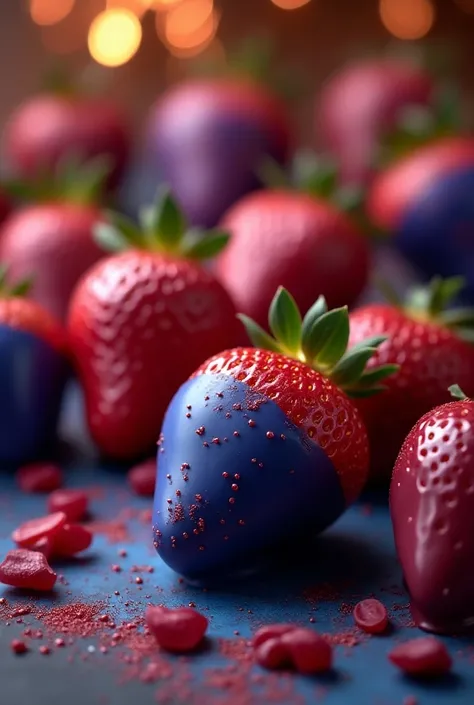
[303,583,343,607]
[323,630,361,648]
[404,698,418,705]
[87,520,130,544]
[36,601,109,637]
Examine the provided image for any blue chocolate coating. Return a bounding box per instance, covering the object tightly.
[0,325,68,465]
[153,373,345,580]
[396,165,474,300]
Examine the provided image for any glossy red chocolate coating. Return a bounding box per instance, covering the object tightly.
[391,398,474,634]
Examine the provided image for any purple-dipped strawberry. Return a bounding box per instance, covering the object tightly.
[145,78,291,227]
[0,267,68,465]
[391,385,474,634]
[153,287,396,580]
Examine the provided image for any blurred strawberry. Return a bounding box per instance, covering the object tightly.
[0,266,68,464]
[216,159,370,328]
[349,277,474,482]
[0,158,108,323]
[316,58,433,185]
[367,137,474,300]
[145,78,291,227]
[3,83,129,191]
[68,189,240,460]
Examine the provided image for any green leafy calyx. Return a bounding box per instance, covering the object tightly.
[94,186,230,260]
[402,276,474,343]
[238,287,398,397]
[449,384,468,401]
[0,264,32,298]
[4,153,111,206]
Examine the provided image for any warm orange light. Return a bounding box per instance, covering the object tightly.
[152,0,183,11]
[454,0,474,12]
[159,6,219,55]
[106,0,151,17]
[30,0,75,26]
[270,0,311,9]
[379,0,435,40]
[88,9,142,67]
[164,0,214,42]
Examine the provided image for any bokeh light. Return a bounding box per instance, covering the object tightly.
[270,0,311,9]
[88,9,142,67]
[152,0,183,10]
[379,0,435,40]
[106,0,151,17]
[164,9,219,55]
[30,0,75,26]
[164,0,214,43]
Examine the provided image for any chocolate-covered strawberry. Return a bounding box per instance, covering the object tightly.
[367,137,474,299]
[4,90,129,190]
[391,385,474,634]
[0,159,108,323]
[0,267,68,465]
[145,78,291,227]
[68,190,239,460]
[349,277,474,482]
[217,189,369,328]
[153,287,396,580]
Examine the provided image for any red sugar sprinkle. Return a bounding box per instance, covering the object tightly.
[16,462,62,493]
[11,639,28,654]
[87,520,130,544]
[37,601,108,637]
[128,459,156,497]
[47,488,89,522]
[39,645,50,655]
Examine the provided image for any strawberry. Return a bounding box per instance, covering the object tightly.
[316,58,433,185]
[68,189,240,460]
[152,287,395,580]
[0,159,107,323]
[3,91,129,190]
[216,189,370,329]
[349,277,474,482]
[145,78,291,227]
[391,384,474,634]
[0,267,68,464]
[367,137,474,299]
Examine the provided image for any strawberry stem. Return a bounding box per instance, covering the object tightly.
[239,286,398,397]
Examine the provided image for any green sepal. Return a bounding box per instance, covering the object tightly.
[449,384,468,401]
[181,229,230,260]
[343,385,388,399]
[93,223,130,253]
[0,263,32,298]
[141,186,187,250]
[237,314,283,353]
[307,307,349,369]
[356,363,399,387]
[292,150,338,200]
[403,276,474,340]
[301,295,328,356]
[257,156,291,190]
[268,287,302,354]
[331,347,379,387]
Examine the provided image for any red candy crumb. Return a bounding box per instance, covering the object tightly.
[255,637,291,670]
[253,624,295,648]
[353,599,388,634]
[11,639,28,654]
[281,628,333,674]
[128,459,156,497]
[12,512,67,548]
[16,462,62,493]
[47,489,88,522]
[50,524,93,558]
[0,549,57,591]
[145,606,208,653]
[389,637,452,677]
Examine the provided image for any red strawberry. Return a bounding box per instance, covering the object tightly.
[391,384,474,634]
[4,92,129,190]
[0,160,107,323]
[316,58,433,185]
[68,189,240,460]
[349,277,474,482]
[153,287,396,579]
[216,189,369,330]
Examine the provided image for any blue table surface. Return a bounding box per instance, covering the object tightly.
[0,388,473,705]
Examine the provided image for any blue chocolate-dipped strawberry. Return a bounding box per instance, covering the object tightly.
[0,266,68,465]
[153,288,397,580]
[367,137,474,299]
[145,78,291,227]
